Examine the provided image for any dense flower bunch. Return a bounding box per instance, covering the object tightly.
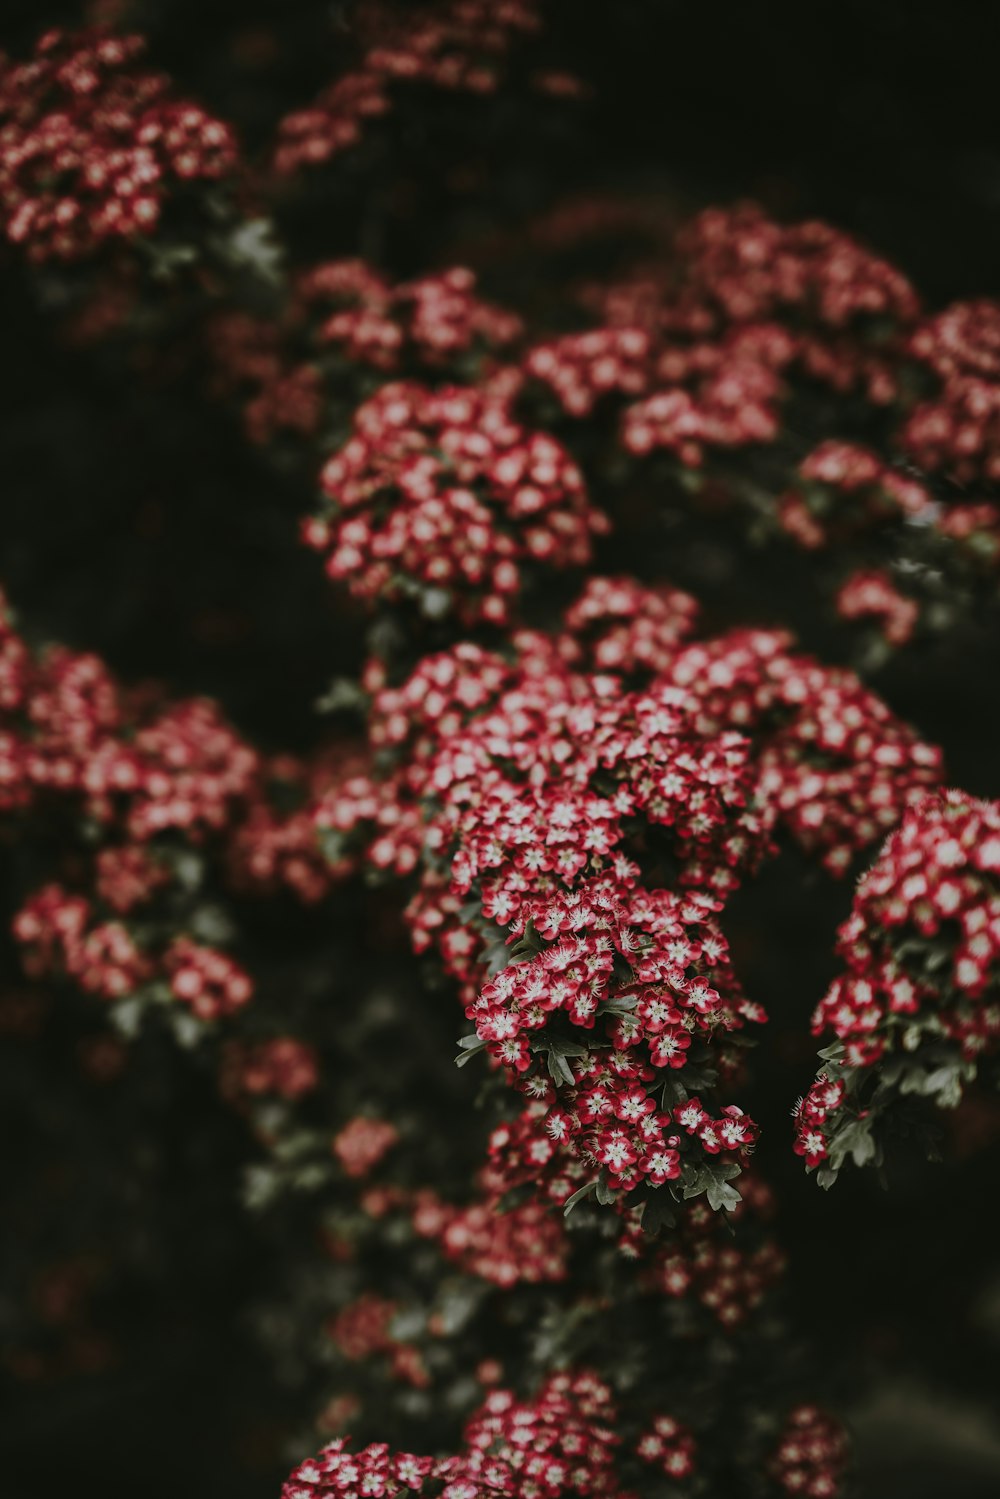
[302,262,523,373]
[0,594,258,830]
[13,883,255,1021]
[0,28,236,262]
[303,381,607,622]
[796,790,1000,1179]
[904,300,1000,484]
[525,328,653,417]
[517,200,1000,641]
[653,628,941,873]
[312,592,940,1242]
[0,590,341,1037]
[767,1407,849,1499]
[671,203,919,332]
[368,648,771,1216]
[775,441,933,552]
[285,1369,844,1499]
[412,1189,569,1287]
[13,883,153,1001]
[273,0,545,177]
[207,261,522,451]
[834,569,918,647]
[559,575,700,675]
[282,1439,441,1499]
[220,1037,321,1103]
[459,1371,623,1498]
[284,1370,626,1499]
[332,1117,401,1178]
[527,204,919,454]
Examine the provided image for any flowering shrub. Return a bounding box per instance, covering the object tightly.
[0,28,236,262]
[795,790,1000,1182]
[304,380,606,623]
[3,6,1000,1499]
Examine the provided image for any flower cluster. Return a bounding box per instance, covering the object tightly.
[817,790,1000,1054]
[282,1439,437,1499]
[525,327,653,416]
[663,628,941,873]
[797,790,1000,1176]
[220,1037,320,1103]
[904,300,1000,485]
[283,1370,625,1499]
[412,1190,569,1287]
[0,28,236,262]
[162,938,254,1020]
[775,440,933,551]
[469,880,761,1206]
[13,883,152,1001]
[637,1183,786,1327]
[364,644,512,757]
[560,575,700,675]
[0,609,257,831]
[327,1294,428,1390]
[228,753,360,903]
[273,0,543,176]
[635,1414,697,1482]
[304,381,607,623]
[459,1371,623,1498]
[94,844,170,914]
[208,261,521,452]
[525,204,918,474]
[12,884,254,1020]
[515,200,1000,641]
[333,1117,401,1179]
[346,638,775,1216]
[767,1407,849,1499]
[834,568,918,647]
[619,324,792,464]
[302,262,522,373]
[311,580,942,1231]
[0,593,301,1038]
[673,203,919,331]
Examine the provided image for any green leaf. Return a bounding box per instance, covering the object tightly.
[547,1048,577,1086]
[816,1043,846,1064]
[641,1192,677,1235]
[455,1039,487,1067]
[562,1181,599,1217]
[597,995,639,1017]
[678,1063,717,1091]
[706,1178,742,1213]
[660,1076,688,1110]
[595,1175,617,1206]
[681,1166,709,1200]
[546,1036,588,1058]
[509,919,544,964]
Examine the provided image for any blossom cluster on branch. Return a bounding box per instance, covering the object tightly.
[795,789,1000,1182]
[0,27,236,262]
